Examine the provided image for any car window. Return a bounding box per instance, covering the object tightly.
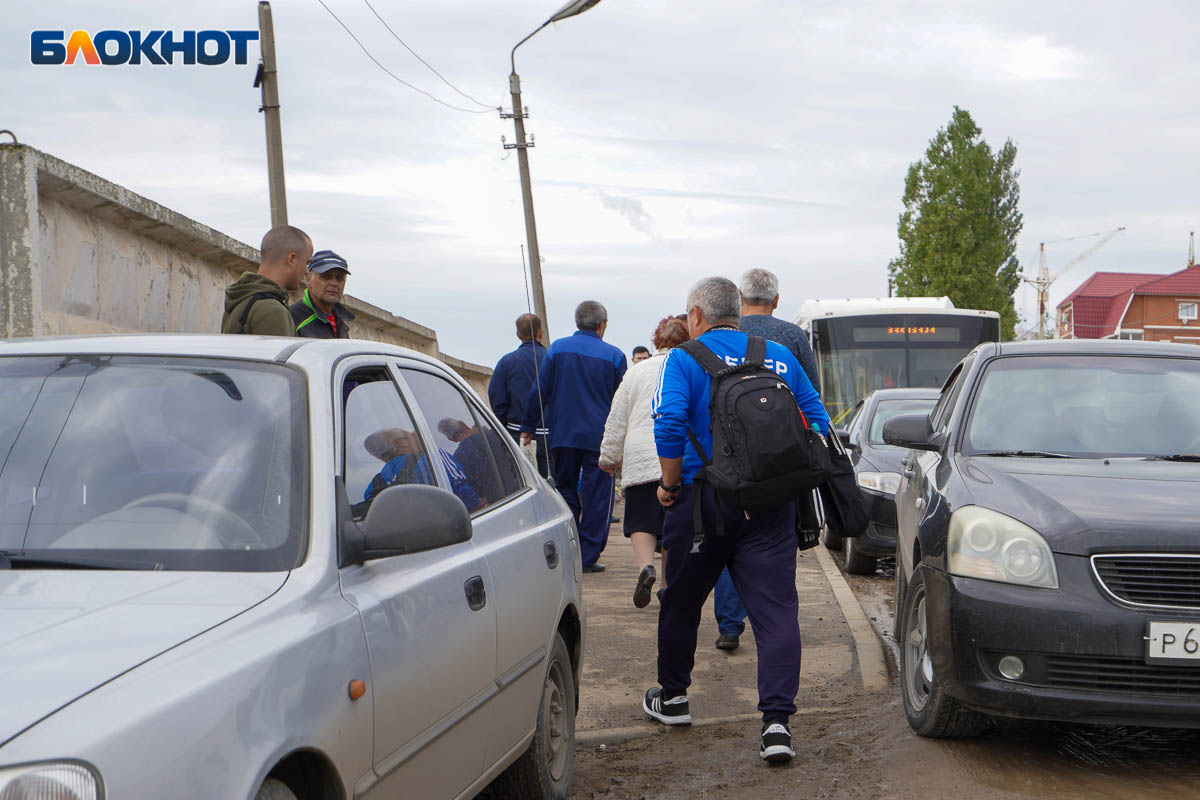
[0,356,306,571]
[845,401,867,441]
[930,357,973,432]
[402,369,524,511]
[869,398,939,444]
[343,370,441,518]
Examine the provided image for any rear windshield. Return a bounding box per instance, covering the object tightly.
[0,356,308,571]
[868,398,937,444]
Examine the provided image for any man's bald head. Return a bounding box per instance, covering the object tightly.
[258,225,313,291]
[515,312,543,343]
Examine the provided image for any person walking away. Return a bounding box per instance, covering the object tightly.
[711,267,826,650]
[600,316,690,606]
[290,250,355,338]
[521,301,627,572]
[222,225,312,335]
[645,276,829,763]
[489,314,551,478]
[631,346,652,364]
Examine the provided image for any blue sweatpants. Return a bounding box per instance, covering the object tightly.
[714,568,747,636]
[656,485,801,720]
[552,446,612,568]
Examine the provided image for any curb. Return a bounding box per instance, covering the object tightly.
[813,546,890,692]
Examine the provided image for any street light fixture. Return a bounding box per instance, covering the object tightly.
[503,0,604,341]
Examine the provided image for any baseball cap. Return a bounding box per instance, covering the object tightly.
[307,250,350,275]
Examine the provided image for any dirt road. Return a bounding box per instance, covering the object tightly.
[569,532,1200,799]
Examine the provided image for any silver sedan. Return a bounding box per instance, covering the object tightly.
[0,335,584,800]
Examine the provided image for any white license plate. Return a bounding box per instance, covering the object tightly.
[1146,621,1200,663]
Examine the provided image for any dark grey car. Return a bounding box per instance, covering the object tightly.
[885,340,1200,737]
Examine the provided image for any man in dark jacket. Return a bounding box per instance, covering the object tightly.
[520,301,627,572]
[290,250,355,338]
[222,225,312,336]
[489,313,550,478]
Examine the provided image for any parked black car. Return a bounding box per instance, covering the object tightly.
[826,389,939,574]
[885,340,1200,737]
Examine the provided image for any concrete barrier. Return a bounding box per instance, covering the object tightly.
[0,144,492,395]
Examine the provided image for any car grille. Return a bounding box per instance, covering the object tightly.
[1092,554,1200,609]
[1045,655,1200,696]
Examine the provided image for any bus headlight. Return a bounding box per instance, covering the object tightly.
[0,762,101,799]
[857,471,901,495]
[948,506,1058,589]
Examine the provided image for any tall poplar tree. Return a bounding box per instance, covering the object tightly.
[888,107,1022,339]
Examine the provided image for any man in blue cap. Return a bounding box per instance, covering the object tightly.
[290,249,356,338]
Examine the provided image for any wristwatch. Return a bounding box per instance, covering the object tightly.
[658,480,683,493]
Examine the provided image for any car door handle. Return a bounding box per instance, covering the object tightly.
[464,576,486,611]
[544,540,559,569]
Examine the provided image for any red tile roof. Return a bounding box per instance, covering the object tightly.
[1058,268,1200,338]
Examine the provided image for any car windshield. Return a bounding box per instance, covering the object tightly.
[0,356,307,571]
[963,355,1200,459]
[868,398,937,444]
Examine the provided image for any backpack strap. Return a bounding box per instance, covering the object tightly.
[745,334,767,366]
[679,339,729,377]
[238,292,286,332]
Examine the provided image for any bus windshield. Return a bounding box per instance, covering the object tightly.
[813,313,999,425]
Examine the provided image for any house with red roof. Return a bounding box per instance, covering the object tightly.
[1057,265,1200,344]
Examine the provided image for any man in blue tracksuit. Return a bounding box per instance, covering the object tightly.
[521,301,627,572]
[643,276,829,764]
[489,313,550,478]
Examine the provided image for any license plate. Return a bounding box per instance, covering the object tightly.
[1146,621,1200,663]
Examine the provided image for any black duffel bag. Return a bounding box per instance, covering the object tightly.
[816,431,870,539]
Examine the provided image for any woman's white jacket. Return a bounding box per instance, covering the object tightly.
[599,349,668,490]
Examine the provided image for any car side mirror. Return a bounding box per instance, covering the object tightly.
[337,479,472,566]
[882,413,940,452]
[835,428,856,449]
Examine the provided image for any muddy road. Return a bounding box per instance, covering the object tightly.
[570,551,1200,799]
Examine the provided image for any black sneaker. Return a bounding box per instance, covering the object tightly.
[760,722,795,763]
[642,687,691,725]
[715,633,740,651]
[633,565,657,608]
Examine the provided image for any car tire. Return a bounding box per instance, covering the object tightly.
[843,535,877,575]
[254,778,299,800]
[821,523,843,552]
[898,569,987,738]
[489,632,575,800]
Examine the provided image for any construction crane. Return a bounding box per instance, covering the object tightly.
[1023,226,1125,339]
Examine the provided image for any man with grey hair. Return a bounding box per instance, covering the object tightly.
[646,276,829,762]
[222,225,313,336]
[521,300,627,572]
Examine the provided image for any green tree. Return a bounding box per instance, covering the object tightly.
[888,107,1023,339]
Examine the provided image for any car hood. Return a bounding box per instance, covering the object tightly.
[0,570,287,747]
[958,456,1200,556]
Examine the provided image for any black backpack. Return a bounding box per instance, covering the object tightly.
[680,335,833,549]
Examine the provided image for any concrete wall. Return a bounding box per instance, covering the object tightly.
[0,144,492,395]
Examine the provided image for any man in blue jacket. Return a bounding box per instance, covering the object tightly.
[521,301,627,572]
[644,276,829,764]
[489,313,550,478]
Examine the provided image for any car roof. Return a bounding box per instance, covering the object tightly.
[988,339,1200,358]
[0,334,449,374]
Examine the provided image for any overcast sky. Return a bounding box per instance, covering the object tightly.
[6,0,1198,365]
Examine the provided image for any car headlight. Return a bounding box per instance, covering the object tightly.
[857,471,901,495]
[947,506,1059,589]
[0,762,101,800]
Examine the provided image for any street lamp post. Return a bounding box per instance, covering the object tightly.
[503,0,604,341]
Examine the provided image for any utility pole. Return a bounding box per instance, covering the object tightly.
[502,71,548,340]
[255,1,287,226]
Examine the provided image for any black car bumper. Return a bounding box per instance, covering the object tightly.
[923,557,1200,728]
[853,489,897,558]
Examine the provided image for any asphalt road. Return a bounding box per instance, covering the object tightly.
[563,527,1200,800]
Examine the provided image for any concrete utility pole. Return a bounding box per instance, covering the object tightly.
[255,1,287,226]
[503,72,547,339]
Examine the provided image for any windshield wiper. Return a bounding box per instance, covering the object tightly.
[0,552,165,570]
[1150,454,1200,462]
[972,450,1074,459]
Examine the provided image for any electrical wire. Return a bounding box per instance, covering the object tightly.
[360,0,497,110]
[316,0,495,115]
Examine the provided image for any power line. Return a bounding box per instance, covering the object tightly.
[316,0,495,115]
[361,0,496,110]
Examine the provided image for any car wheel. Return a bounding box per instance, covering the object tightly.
[489,632,575,800]
[843,535,877,575]
[899,569,987,738]
[821,523,843,552]
[254,778,299,800]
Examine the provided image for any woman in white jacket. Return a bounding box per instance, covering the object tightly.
[600,316,691,608]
